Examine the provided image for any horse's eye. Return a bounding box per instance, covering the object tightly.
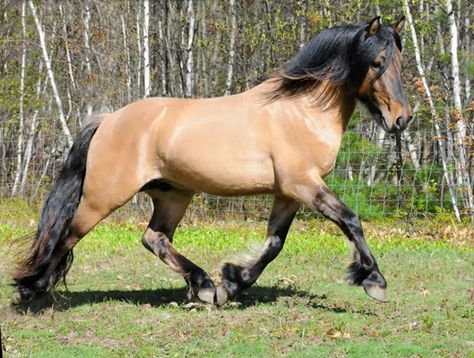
[372,61,382,69]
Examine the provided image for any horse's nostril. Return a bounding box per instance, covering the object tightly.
[407,115,413,123]
[395,116,403,129]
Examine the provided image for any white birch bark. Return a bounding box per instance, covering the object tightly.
[446,0,474,220]
[12,1,27,195]
[20,63,48,194]
[58,4,74,121]
[59,4,76,91]
[121,13,132,102]
[83,0,93,115]
[402,131,420,170]
[446,0,464,117]
[143,0,151,97]
[402,102,421,171]
[28,0,72,148]
[225,0,237,96]
[185,0,195,98]
[464,16,471,102]
[136,4,142,97]
[165,1,179,96]
[158,18,167,96]
[402,0,461,221]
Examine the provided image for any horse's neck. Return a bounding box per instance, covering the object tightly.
[284,90,356,135]
[242,80,356,135]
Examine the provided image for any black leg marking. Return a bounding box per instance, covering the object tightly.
[217,196,300,305]
[313,185,387,302]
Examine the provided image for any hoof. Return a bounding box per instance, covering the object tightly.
[363,284,387,302]
[362,271,388,302]
[197,288,216,305]
[11,291,23,305]
[11,287,36,306]
[216,283,229,306]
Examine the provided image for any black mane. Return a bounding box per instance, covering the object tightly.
[268,19,402,104]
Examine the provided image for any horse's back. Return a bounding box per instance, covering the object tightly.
[82,95,276,202]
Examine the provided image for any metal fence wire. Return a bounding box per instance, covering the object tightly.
[1,110,473,222]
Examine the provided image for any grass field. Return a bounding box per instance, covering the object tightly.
[1,205,473,357]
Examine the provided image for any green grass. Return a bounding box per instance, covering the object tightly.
[1,215,473,357]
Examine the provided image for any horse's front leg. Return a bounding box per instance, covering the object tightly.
[217,196,300,305]
[310,181,387,301]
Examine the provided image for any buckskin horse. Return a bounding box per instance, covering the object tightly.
[12,16,411,306]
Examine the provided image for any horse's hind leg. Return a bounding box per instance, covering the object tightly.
[142,189,217,304]
[12,196,118,305]
[217,196,300,305]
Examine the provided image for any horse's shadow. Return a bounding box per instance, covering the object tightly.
[13,286,377,316]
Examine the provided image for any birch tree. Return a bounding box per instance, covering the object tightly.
[11,1,27,195]
[225,0,237,96]
[402,0,461,221]
[1,0,473,222]
[185,0,195,98]
[464,16,471,102]
[28,0,72,148]
[143,0,151,97]
[83,0,93,115]
[446,0,474,220]
[59,4,76,92]
[20,64,47,194]
[121,13,132,102]
[136,4,142,97]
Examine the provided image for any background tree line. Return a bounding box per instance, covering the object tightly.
[0,0,473,222]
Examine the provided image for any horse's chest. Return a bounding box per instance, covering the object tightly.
[306,141,340,177]
[301,119,343,176]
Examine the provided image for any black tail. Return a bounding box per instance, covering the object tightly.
[12,117,102,304]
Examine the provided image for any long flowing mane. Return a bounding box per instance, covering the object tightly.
[267,20,402,105]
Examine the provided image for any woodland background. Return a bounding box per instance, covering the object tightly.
[0,0,473,223]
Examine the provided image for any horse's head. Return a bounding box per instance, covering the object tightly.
[357,17,412,133]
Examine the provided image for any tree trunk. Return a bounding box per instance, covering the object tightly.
[464,16,471,102]
[29,0,72,148]
[225,0,237,96]
[20,65,47,195]
[158,16,168,96]
[143,0,151,97]
[121,13,132,103]
[11,1,27,196]
[185,0,195,98]
[59,4,76,92]
[136,4,142,97]
[403,0,461,221]
[83,0,93,115]
[446,0,474,221]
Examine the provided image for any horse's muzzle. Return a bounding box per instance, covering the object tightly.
[388,115,412,133]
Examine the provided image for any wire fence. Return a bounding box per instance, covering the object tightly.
[1,112,473,223]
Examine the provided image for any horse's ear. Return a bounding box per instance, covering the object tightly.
[367,16,381,37]
[390,16,405,33]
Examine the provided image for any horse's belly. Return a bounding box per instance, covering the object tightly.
[162,151,275,196]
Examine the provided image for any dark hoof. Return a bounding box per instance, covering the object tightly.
[362,271,388,302]
[11,286,36,306]
[189,274,217,305]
